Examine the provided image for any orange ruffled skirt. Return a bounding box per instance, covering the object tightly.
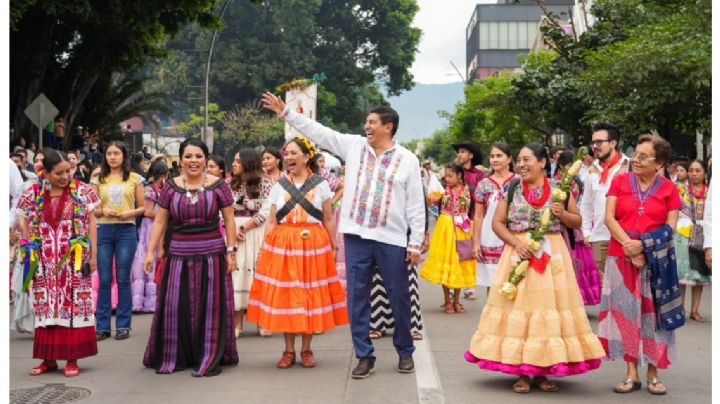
[246,223,349,334]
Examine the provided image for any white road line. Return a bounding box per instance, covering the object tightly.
[414,331,445,404]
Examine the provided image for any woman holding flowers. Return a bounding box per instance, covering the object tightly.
[465,143,604,394]
[17,149,100,377]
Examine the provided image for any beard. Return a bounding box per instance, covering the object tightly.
[597,149,613,162]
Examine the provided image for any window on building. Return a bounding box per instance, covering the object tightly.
[478,20,540,50]
[488,22,499,49]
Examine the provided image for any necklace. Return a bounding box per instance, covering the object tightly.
[631,174,661,216]
[688,183,707,200]
[183,174,206,204]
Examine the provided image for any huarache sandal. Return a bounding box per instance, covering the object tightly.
[512,376,531,393]
[30,361,58,376]
[453,303,466,314]
[300,350,316,368]
[690,312,706,322]
[442,303,455,314]
[369,330,385,339]
[646,378,667,395]
[463,291,478,301]
[534,376,558,392]
[277,351,296,369]
[64,363,80,378]
[613,378,641,393]
[411,331,424,340]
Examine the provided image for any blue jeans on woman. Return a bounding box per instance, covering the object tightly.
[97,223,138,333]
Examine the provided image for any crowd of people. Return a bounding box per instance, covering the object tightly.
[9,100,712,396]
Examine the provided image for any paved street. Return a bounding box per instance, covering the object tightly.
[10,264,711,404]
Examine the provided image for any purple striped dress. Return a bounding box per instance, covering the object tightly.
[143,179,238,377]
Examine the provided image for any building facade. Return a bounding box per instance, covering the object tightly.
[466,0,574,82]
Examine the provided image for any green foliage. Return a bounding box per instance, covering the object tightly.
[176,103,226,136]
[146,0,420,135]
[420,129,456,165]
[447,72,545,155]
[219,102,285,152]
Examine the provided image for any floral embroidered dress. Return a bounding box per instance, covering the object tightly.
[231,176,273,311]
[17,180,100,360]
[676,183,711,285]
[421,185,476,289]
[473,175,518,287]
[465,178,605,376]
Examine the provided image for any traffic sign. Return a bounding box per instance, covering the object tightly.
[23,93,59,148]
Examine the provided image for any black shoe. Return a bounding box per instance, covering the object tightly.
[114,330,130,340]
[351,358,375,379]
[397,356,414,373]
[96,331,111,341]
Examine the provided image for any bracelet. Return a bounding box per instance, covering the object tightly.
[226,246,238,253]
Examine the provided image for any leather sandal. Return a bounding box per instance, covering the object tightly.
[613,378,641,393]
[411,331,423,340]
[442,303,455,314]
[64,363,80,378]
[646,378,667,395]
[300,350,316,368]
[512,376,531,393]
[369,330,385,339]
[534,376,558,392]
[453,303,466,314]
[277,351,296,369]
[30,361,58,376]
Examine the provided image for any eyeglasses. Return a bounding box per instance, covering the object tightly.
[590,139,611,147]
[631,153,656,164]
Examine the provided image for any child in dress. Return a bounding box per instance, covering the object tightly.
[420,164,476,314]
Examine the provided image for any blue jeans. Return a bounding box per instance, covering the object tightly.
[97,223,137,332]
[344,234,415,360]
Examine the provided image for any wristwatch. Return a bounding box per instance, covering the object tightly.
[227,246,238,253]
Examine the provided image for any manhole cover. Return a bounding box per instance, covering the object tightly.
[10,384,91,404]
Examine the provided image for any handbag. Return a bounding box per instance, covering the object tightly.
[456,239,474,261]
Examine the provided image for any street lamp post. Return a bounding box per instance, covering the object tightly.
[203,0,232,150]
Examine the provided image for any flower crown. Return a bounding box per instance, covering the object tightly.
[294,135,317,159]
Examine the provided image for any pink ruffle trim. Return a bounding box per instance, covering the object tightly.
[464,351,601,377]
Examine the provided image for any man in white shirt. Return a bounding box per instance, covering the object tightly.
[262,92,425,379]
[580,122,630,276]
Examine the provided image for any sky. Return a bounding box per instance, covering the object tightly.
[410,0,496,85]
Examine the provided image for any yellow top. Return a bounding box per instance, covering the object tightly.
[92,172,144,224]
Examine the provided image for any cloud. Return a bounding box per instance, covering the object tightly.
[411,0,496,84]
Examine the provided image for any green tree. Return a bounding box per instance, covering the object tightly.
[421,129,456,165]
[10,0,221,147]
[446,71,545,155]
[219,102,285,154]
[146,0,420,135]
[176,103,226,137]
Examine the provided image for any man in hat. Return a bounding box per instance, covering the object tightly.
[452,142,484,301]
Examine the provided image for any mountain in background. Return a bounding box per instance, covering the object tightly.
[386,82,465,142]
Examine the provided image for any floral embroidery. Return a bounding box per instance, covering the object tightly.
[368,149,396,228]
[380,154,404,226]
[349,149,369,221]
[441,185,471,216]
[353,149,377,225]
[507,179,563,233]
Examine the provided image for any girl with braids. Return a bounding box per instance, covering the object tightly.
[229,148,273,337]
[130,159,170,313]
[17,149,100,377]
[246,136,348,369]
[420,163,476,314]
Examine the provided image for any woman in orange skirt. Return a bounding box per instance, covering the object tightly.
[246,136,349,369]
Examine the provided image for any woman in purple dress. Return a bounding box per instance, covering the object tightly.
[142,139,238,377]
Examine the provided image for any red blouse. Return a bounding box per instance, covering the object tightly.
[607,173,682,257]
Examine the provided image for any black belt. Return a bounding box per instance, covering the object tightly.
[172,223,220,234]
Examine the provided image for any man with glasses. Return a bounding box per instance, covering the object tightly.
[580,122,630,276]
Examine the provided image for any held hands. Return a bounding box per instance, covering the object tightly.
[116,210,135,221]
[622,239,644,257]
[261,92,286,115]
[102,208,118,218]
